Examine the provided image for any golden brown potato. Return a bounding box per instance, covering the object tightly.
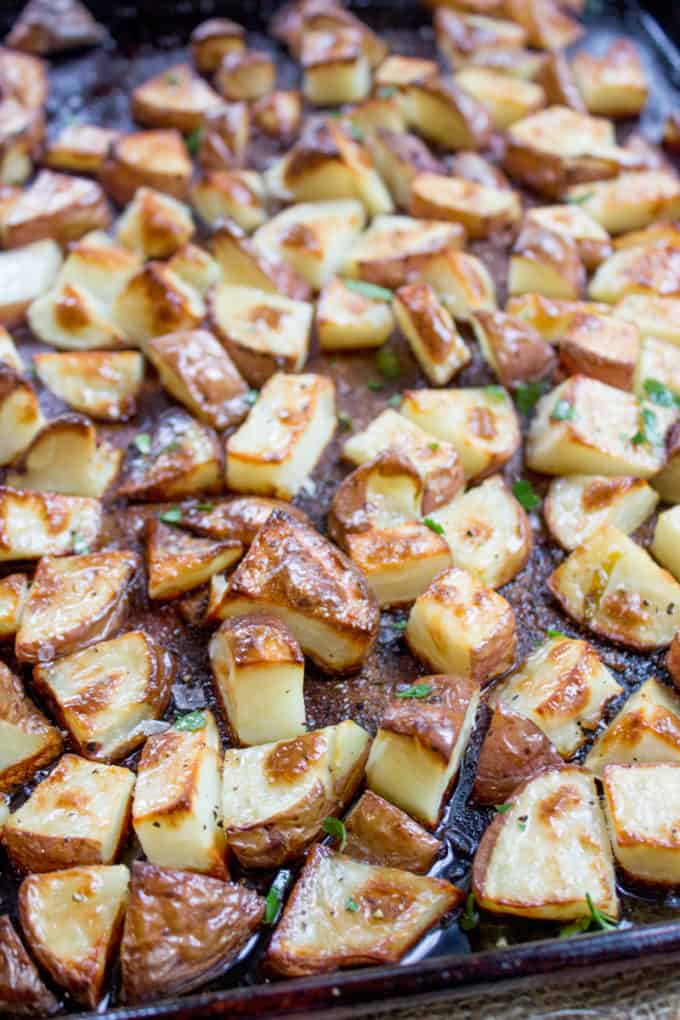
[215,50,275,102]
[342,95,405,138]
[535,52,585,112]
[402,75,493,151]
[585,677,680,775]
[455,68,545,129]
[567,172,680,237]
[6,1,104,55]
[0,99,44,186]
[653,421,680,504]
[433,9,527,69]
[0,486,102,561]
[509,222,585,301]
[211,220,311,301]
[115,187,194,258]
[131,63,224,132]
[301,27,370,106]
[373,53,438,89]
[99,129,192,205]
[471,309,555,388]
[1,170,110,249]
[472,703,562,806]
[0,46,47,107]
[190,169,266,232]
[51,234,141,316]
[146,519,242,601]
[0,572,28,638]
[120,862,264,1005]
[0,325,22,372]
[198,103,250,170]
[115,261,204,345]
[394,281,471,385]
[603,762,680,886]
[7,415,122,498]
[28,279,126,351]
[372,129,446,210]
[344,791,442,873]
[613,221,680,253]
[616,292,680,346]
[544,475,658,552]
[252,89,303,139]
[316,276,395,351]
[0,239,62,327]
[410,172,520,239]
[34,350,143,422]
[342,214,465,290]
[0,662,62,793]
[503,0,583,50]
[559,313,639,391]
[572,40,647,118]
[526,204,611,271]
[181,495,310,545]
[505,293,610,343]
[0,367,45,466]
[0,914,59,1017]
[167,242,221,297]
[190,17,245,73]
[297,5,387,68]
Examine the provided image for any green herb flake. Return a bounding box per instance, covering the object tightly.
[551,400,575,422]
[376,345,401,380]
[134,433,152,455]
[166,73,180,86]
[559,917,591,938]
[367,378,383,391]
[517,817,528,832]
[559,892,617,938]
[459,893,479,932]
[494,803,511,813]
[377,85,397,98]
[162,441,181,455]
[513,479,541,511]
[322,816,347,851]
[344,278,393,302]
[195,503,214,512]
[338,410,354,431]
[566,191,594,205]
[160,506,183,525]
[632,406,663,447]
[174,710,206,732]
[71,533,90,555]
[245,389,259,406]
[396,683,432,700]
[428,440,440,451]
[388,393,402,408]
[392,619,408,633]
[485,385,506,401]
[546,628,567,639]
[423,517,445,536]
[347,121,364,142]
[185,126,203,156]
[264,885,282,925]
[644,377,680,409]
[345,896,360,913]
[515,380,548,415]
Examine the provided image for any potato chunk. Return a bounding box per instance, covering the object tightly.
[572,40,647,118]
[115,187,194,258]
[191,17,245,72]
[0,914,59,1017]
[215,50,275,102]
[402,75,493,151]
[317,276,394,351]
[0,572,28,638]
[651,506,680,582]
[222,721,370,868]
[6,3,104,55]
[652,423,680,503]
[0,367,44,465]
[267,845,462,976]
[615,295,680,348]
[342,214,464,290]
[549,524,680,650]
[133,711,226,877]
[505,294,611,343]
[343,791,442,873]
[209,613,305,746]
[0,662,62,792]
[55,235,141,314]
[433,10,527,70]
[19,865,129,1008]
[253,88,302,139]
[146,519,242,600]
[167,242,221,296]
[372,129,445,211]
[526,204,611,270]
[345,522,453,609]
[635,337,680,404]
[28,280,126,351]
[198,103,250,171]
[559,313,639,391]
[328,450,423,541]
[209,509,379,674]
[473,703,562,806]
[503,0,583,50]
[456,68,545,129]
[585,677,680,775]
[181,495,310,545]
[115,262,205,345]
[0,239,62,326]
[7,415,121,498]
[367,674,480,828]
[4,755,134,872]
[301,28,371,105]
[471,309,555,388]
[44,122,119,175]
[120,862,264,1005]
[566,172,680,236]
[1,170,110,248]
[226,373,335,499]
[0,486,101,561]
[190,169,266,232]
[509,222,585,301]
[211,220,311,300]
[545,475,658,551]
[145,330,248,430]
[410,173,520,239]
[15,550,138,663]
[406,566,516,683]
[131,63,224,132]
[34,351,143,422]
[99,129,192,205]
[472,767,618,921]
[393,281,470,385]
[33,631,175,762]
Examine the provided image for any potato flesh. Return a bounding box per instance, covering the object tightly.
[0,487,102,561]
[34,351,144,422]
[652,506,680,582]
[585,678,680,775]
[0,382,44,466]
[304,56,371,105]
[0,573,27,637]
[317,277,394,350]
[603,764,680,885]
[614,295,680,348]
[0,239,62,325]
[545,474,658,551]
[347,522,452,608]
[565,172,680,235]
[7,421,122,498]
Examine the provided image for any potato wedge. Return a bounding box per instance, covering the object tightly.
[585,677,680,775]
[1,170,109,249]
[0,572,28,638]
[473,703,562,806]
[131,63,224,132]
[301,28,371,105]
[393,281,471,384]
[252,88,303,139]
[503,0,583,50]
[535,52,585,111]
[0,238,62,326]
[215,50,275,102]
[182,495,310,545]
[210,220,311,300]
[0,661,62,793]
[410,172,520,240]
[28,280,126,351]
[558,312,639,390]
[0,486,101,561]
[345,522,453,609]
[615,295,680,350]
[56,235,141,313]
[402,75,493,151]
[0,99,43,186]
[526,204,611,270]
[652,422,680,503]
[372,128,446,210]
[572,40,647,119]
[635,338,680,408]
[190,169,266,232]
[566,172,680,236]
[509,222,585,301]
[198,103,249,171]
[44,122,119,174]
[34,350,143,422]
[297,7,387,68]
[603,763,680,886]
[146,519,242,600]
[115,187,194,258]
[433,9,527,69]
[167,242,221,296]
[373,54,438,89]
[471,309,555,388]
[0,914,59,1017]
[6,3,103,56]
[344,791,442,873]
[99,129,192,205]
[544,475,658,551]
[0,367,44,465]
[114,261,205,345]
[7,415,122,498]
[589,244,680,305]
[505,294,611,343]
[317,276,394,351]
[191,17,245,73]
[651,506,680,582]
[342,214,465,290]
[455,68,544,129]
[612,221,680,253]
[328,450,423,543]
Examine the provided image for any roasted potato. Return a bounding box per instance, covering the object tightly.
[526,204,611,270]
[198,103,250,171]
[585,677,680,775]
[0,486,101,561]
[6,1,104,55]
[535,52,585,112]
[651,506,680,581]
[372,129,445,211]
[402,75,493,151]
[393,281,471,384]
[317,276,395,350]
[44,123,119,175]
[7,415,122,498]
[544,474,658,551]
[0,367,44,465]
[146,519,242,600]
[0,572,28,638]
[603,763,680,886]
[635,338,680,409]
[1,170,110,248]
[99,129,192,205]
[433,9,527,69]
[131,63,224,132]
[509,222,585,301]
[167,242,221,296]
[211,220,311,300]
[328,450,423,542]
[558,312,639,391]
[190,169,267,232]
[572,40,648,119]
[190,17,245,73]
[505,293,611,343]
[342,213,465,290]
[115,187,194,258]
[373,54,438,89]
[0,661,62,792]
[589,243,680,306]
[301,28,371,105]
[252,89,303,139]
[615,295,680,349]
[0,239,62,326]
[410,173,520,240]
[471,309,555,388]
[472,703,562,806]
[503,0,583,50]
[215,49,275,102]
[0,914,59,1017]
[115,261,205,345]
[343,790,442,873]
[28,279,126,351]
[181,494,311,545]
[566,172,680,236]
[455,68,544,128]
[54,234,141,314]
[34,350,143,422]
[0,99,44,186]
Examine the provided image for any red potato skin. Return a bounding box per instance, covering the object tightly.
[472,704,563,805]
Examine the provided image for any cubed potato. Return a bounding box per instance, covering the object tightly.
[0,662,62,793]
[526,376,669,478]
[509,222,585,301]
[15,550,138,664]
[505,294,611,342]
[455,68,544,128]
[491,636,622,757]
[0,367,44,465]
[6,5,103,55]
[44,123,119,174]
[7,416,122,498]
[461,46,545,80]
[473,703,562,805]
[471,309,555,388]
[226,373,335,498]
[0,486,101,561]
[393,281,471,384]
[429,475,532,589]
[433,9,527,69]
[167,243,221,296]
[603,763,680,886]
[367,674,480,827]
[559,313,639,391]
[146,519,242,600]
[535,52,585,112]
[296,6,387,68]
[215,49,275,102]
[317,276,395,351]
[0,325,22,372]
[34,350,143,422]
[1,170,110,249]
[32,630,174,763]
[252,89,303,139]
[615,295,680,348]
[503,0,583,50]
[652,506,680,582]
[372,129,445,210]
[115,187,194,258]
[589,244,680,305]
[450,151,512,191]
[401,386,521,481]
[253,200,366,291]
[198,103,250,171]
[133,710,226,876]
[566,172,680,236]
[0,239,62,326]
[526,204,611,270]
[211,221,311,301]
[19,865,128,1008]
[117,409,223,501]
[614,222,680,253]
[345,522,453,609]
[0,572,28,638]
[328,450,424,543]
[0,914,59,1017]
[209,612,305,746]
[417,249,496,319]
[402,75,493,151]
[343,96,405,139]
[410,172,520,239]
[120,861,264,1005]
[190,170,266,232]
[131,63,224,132]
[653,422,680,503]
[28,280,126,351]
[342,214,465,290]
[343,791,442,873]
[114,262,205,345]
[191,17,245,72]
[545,474,658,551]
[572,40,647,118]
[373,54,438,89]
[0,100,43,185]
[549,524,680,649]
[301,28,371,105]
[99,130,192,205]
[56,235,142,313]
[267,845,462,976]
[208,510,380,674]
[472,766,618,921]
[635,338,680,407]
[406,566,516,683]
[4,755,135,872]
[586,678,680,775]
[145,330,248,431]
[222,721,370,868]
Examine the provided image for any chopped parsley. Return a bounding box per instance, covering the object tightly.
[643,377,680,409]
[375,345,401,380]
[134,432,152,455]
[195,503,214,512]
[428,440,440,451]
[551,400,575,422]
[485,385,506,400]
[546,628,567,639]
[515,380,548,415]
[377,85,397,98]
[494,803,511,813]
[345,896,360,913]
[338,409,354,430]
[423,517,444,535]
[71,533,90,555]
[517,817,528,832]
[459,893,479,932]
[174,710,206,731]
[559,892,618,938]
[264,885,282,925]
[160,506,183,525]
[388,393,402,407]
[166,73,180,85]
[245,389,259,406]
[185,126,203,155]
[396,683,432,700]
[322,816,347,851]
[513,479,541,510]
[632,406,663,446]
[566,191,594,205]
[367,378,383,391]
[344,278,393,302]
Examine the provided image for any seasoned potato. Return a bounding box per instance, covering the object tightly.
[211,220,311,300]
[19,865,129,1008]
[167,242,221,297]
[146,519,242,600]
[215,50,275,102]
[99,129,192,205]
[4,755,135,872]
[267,845,462,976]
[344,522,453,609]
[0,486,101,561]
[328,451,423,544]
[651,506,680,582]
[559,313,639,391]
[145,330,248,431]
[7,415,122,498]
[342,214,465,290]
[28,279,126,351]
[34,351,143,422]
[526,376,669,478]
[472,767,618,921]
[0,572,28,638]
[372,129,445,210]
[6,4,104,55]
[115,262,205,345]
[419,249,496,319]
[120,862,264,1005]
[115,187,194,258]
[191,17,245,72]
[117,410,223,501]
[402,75,493,151]
[198,103,250,171]
[652,422,680,504]
[585,677,680,775]
[545,475,658,551]
[373,54,438,89]
[566,172,680,236]
[473,703,562,805]
[549,524,680,650]
[450,151,512,191]
[471,309,555,388]
[222,721,370,868]
[133,711,226,877]
[433,9,527,69]
[367,674,480,827]
[603,763,680,886]
[0,914,59,1017]
[190,169,267,232]
[503,0,583,50]
[612,221,680,253]
[182,495,310,545]
[535,52,585,112]
[506,294,611,343]
[572,40,647,118]
[0,99,44,186]
[430,475,532,589]
[1,170,110,248]
[131,63,224,132]
[226,373,335,498]
[401,386,520,481]
[0,239,62,326]
[406,566,516,683]
[615,295,680,349]
[410,173,520,239]
[455,68,544,128]
[44,122,119,174]
[344,791,442,873]
[0,47,47,107]
[636,336,680,413]
[252,88,303,139]
[33,631,175,763]
[317,276,395,351]
[0,662,62,792]
[56,235,142,313]
[301,28,371,105]
[0,325,22,372]
[589,244,680,305]
[15,550,138,663]
[526,204,611,270]
[209,509,380,674]
[509,222,585,301]
[0,367,44,465]
[393,281,471,384]
[344,96,405,139]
